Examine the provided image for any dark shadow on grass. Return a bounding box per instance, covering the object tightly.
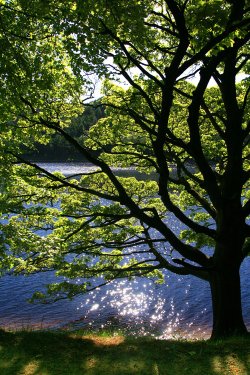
[0,329,249,375]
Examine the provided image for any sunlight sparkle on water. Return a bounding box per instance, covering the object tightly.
[71,276,197,339]
[110,286,149,316]
[90,303,99,311]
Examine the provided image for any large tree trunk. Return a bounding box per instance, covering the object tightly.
[209,265,247,339]
[209,196,248,339]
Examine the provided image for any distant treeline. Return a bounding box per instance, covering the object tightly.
[23,103,105,162]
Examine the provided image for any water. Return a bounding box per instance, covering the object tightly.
[0,163,249,339]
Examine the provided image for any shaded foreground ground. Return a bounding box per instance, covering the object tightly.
[0,329,249,375]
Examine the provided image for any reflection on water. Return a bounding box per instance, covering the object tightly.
[1,163,250,339]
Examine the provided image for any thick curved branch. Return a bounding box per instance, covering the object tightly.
[187,54,228,208]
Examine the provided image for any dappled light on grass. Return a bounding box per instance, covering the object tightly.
[0,330,250,375]
[212,355,248,375]
[84,357,98,371]
[83,356,146,375]
[152,363,160,375]
[18,361,41,375]
[69,334,125,347]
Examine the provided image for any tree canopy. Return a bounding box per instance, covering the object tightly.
[0,0,250,339]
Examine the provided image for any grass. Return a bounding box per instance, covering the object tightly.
[0,329,249,375]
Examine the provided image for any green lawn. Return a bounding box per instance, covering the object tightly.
[0,329,249,375]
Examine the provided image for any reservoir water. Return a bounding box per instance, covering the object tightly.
[0,163,249,339]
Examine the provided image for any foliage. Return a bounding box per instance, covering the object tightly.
[0,0,250,338]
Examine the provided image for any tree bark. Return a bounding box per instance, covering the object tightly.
[209,265,248,339]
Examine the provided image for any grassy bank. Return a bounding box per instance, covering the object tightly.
[0,329,249,375]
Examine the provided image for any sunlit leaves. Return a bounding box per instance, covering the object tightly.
[0,1,84,157]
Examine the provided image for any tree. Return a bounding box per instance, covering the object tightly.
[0,0,250,339]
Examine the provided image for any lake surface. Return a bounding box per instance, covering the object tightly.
[0,162,249,339]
